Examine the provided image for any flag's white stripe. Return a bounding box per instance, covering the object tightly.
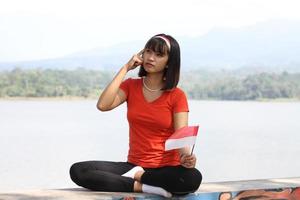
[165,136,197,151]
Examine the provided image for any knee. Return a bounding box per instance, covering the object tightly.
[173,168,202,194]
[187,168,202,192]
[69,162,84,185]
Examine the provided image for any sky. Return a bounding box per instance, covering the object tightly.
[0,0,300,62]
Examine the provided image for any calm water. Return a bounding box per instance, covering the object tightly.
[0,100,300,191]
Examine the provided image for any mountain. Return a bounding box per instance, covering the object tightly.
[180,19,300,71]
[1,19,300,72]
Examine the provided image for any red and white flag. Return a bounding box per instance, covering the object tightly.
[165,126,199,151]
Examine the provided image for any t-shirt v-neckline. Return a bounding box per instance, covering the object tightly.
[140,79,165,104]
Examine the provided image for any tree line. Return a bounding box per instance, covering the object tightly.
[0,68,300,100]
[180,70,300,100]
[0,68,112,98]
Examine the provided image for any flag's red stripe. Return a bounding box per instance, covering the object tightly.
[168,126,199,139]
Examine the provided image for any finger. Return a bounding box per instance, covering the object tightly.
[185,160,194,166]
[183,163,193,168]
[182,163,189,168]
[137,49,144,56]
[132,55,143,62]
[134,57,143,64]
[135,56,143,63]
[187,157,195,161]
[185,157,194,161]
[187,156,196,161]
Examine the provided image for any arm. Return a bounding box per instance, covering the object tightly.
[173,112,197,168]
[173,112,190,155]
[97,50,144,111]
[96,66,128,111]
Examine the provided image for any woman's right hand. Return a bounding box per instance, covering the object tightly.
[180,154,197,168]
[125,49,144,72]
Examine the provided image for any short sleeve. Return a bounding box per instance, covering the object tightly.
[119,78,131,97]
[173,89,189,113]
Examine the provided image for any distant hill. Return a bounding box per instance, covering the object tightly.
[1,19,300,72]
[181,20,300,71]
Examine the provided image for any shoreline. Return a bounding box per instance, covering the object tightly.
[0,96,97,101]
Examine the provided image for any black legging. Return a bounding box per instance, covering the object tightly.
[69,160,202,195]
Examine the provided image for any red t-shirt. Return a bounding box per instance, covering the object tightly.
[120,78,189,168]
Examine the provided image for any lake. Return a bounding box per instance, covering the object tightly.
[0,100,300,191]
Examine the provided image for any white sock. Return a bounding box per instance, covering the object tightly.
[122,166,144,179]
[142,184,172,198]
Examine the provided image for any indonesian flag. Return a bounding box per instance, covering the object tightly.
[165,126,199,151]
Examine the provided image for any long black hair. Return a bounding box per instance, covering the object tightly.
[138,33,181,90]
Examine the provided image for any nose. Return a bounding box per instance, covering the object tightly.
[148,52,155,61]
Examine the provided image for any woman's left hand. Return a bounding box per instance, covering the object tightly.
[180,154,197,168]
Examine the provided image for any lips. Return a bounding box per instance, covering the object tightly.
[145,62,155,67]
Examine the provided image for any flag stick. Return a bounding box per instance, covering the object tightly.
[191,144,195,155]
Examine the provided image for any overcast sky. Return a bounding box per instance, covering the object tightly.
[0,0,300,62]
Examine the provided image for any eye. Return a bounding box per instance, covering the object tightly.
[156,53,163,57]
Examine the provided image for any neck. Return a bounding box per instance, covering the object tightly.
[144,74,164,89]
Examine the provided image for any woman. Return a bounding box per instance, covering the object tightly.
[69,34,202,197]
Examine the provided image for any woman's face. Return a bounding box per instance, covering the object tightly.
[142,48,169,74]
